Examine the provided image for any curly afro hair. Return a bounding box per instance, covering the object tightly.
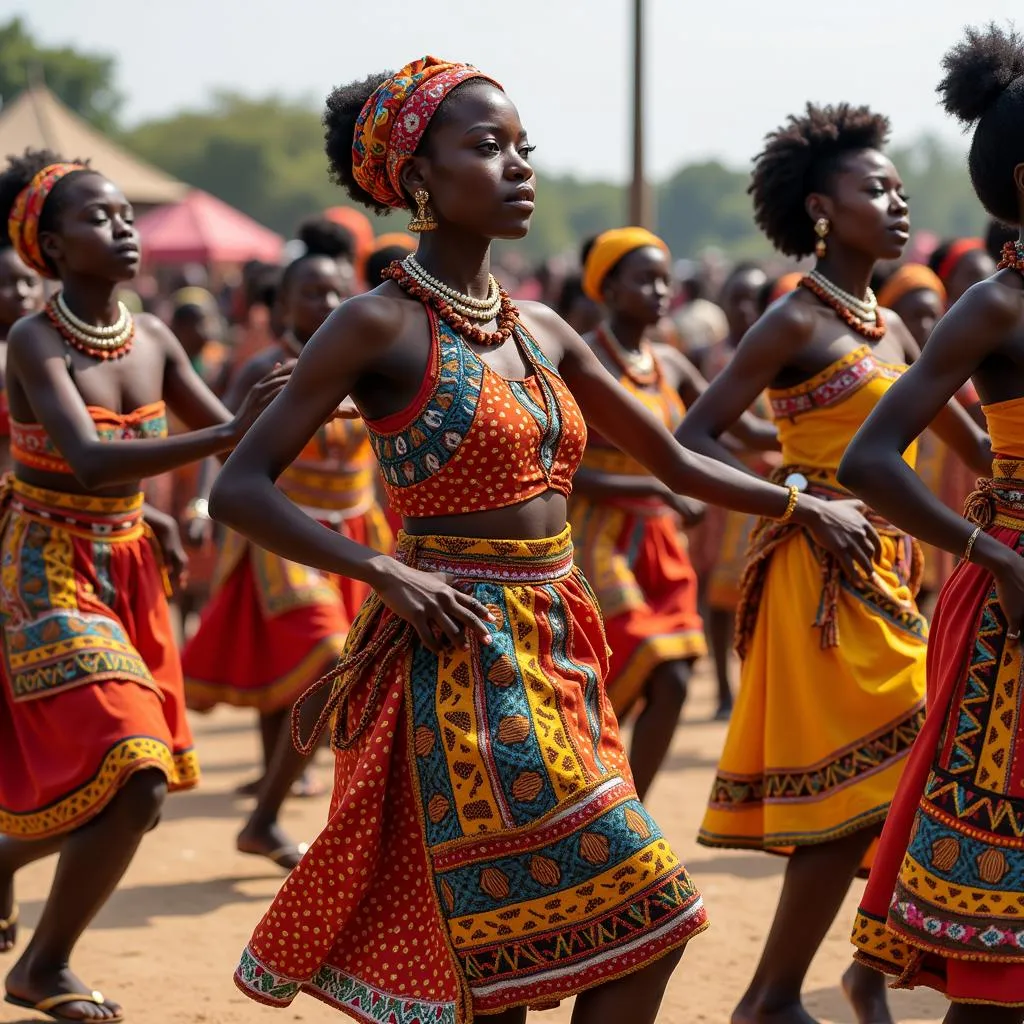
[296,215,356,261]
[324,73,394,215]
[0,149,94,265]
[749,104,891,257]
[939,23,1024,225]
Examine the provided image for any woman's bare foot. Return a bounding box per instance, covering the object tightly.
[235,769,325,799]
[5,957,122,1021]
[732,997,819,1024]
[0,875,16,953]
[842,961,894,1024]
[236,820,307,871]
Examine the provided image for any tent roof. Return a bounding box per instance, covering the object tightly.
[0,87,187,206]
[135,189,284,265]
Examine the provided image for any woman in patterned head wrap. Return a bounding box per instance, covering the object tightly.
[217,57,882,1024]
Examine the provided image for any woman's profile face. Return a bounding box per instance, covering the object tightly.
[412,82,536,241]
[42,174,141,283]
[817,149,910,263]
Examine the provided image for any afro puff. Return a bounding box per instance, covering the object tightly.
[749,104,890,257]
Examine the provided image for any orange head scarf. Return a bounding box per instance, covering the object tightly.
[8,162,88,278]
[769,271,803,303]
[877,264,946,310]
[352,56,502,210]
[582,227,670,302]
[936,238,984,285]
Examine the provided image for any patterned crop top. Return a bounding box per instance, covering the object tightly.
[11,401,169,475]
[365,310,587,518]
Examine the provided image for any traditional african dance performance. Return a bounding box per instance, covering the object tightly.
[9,13,1024,1024]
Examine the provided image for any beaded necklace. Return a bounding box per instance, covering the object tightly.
[998,240,1024,275]
[595,324,658,386]
[403,256,502,322]
[46,293,135,360]
[800,274,886,341]
[383,259,519,347]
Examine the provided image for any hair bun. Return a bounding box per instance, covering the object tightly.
[939,23,1024,124]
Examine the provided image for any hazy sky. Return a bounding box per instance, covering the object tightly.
[11,1,1020,181]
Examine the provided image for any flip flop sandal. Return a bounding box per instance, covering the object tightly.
[0,904,18,931]
[238,842,309,869]
[5,989,124,1022]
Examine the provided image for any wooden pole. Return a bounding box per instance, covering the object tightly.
[629,0,650,227]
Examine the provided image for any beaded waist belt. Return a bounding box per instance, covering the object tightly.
[965,457,1024,531]
[7,477,145,541]
[394,527,575,585]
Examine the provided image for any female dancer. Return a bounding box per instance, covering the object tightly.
[677,104,992,1024]
[841,25,1024,1022]
[0,150,285,1022]
[183,250,392,868]
[571,228,776,798]
[0,237,44,474]
[216,58,880,1024]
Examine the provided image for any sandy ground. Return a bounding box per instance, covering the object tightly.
[1,664,947,1024]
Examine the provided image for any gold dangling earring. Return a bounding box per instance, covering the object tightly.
[409,189,437,233]
[814,217,830,259]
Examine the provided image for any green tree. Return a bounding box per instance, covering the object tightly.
[123,93,378,237]
[0,18,121,131]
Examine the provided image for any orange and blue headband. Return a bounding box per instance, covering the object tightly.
[8,162,87,278]
[352,56,502,210]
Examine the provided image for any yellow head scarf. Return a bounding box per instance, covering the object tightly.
[582,227,669,302]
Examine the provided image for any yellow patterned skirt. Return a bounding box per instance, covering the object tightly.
[698,519,927,871]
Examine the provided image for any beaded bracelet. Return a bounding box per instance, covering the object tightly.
[777,485,800,523]
[963,525,982,563]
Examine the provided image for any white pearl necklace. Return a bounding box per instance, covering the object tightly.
[56,292,133,339]
[51,294,134,353]
[808,271,878,322]
[403,256,502,322]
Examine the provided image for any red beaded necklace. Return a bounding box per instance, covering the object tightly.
[383,260,519,346]
[799,274,886,341]
[998,240,1024,274]
[594,324,659,387]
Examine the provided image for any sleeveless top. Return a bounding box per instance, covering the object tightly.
[278,417,377,518]
[364,309,587,518]
[769,346,917,474]
[580,350,683,477]
[983,395,1024,460]
[11,401,169,475]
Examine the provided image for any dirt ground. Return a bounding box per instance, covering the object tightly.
[1,663,947,1024]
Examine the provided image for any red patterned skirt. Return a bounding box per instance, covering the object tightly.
[234,528,707,1022]
[569,498,705,715]
[0,480,198,839]
[853,471,1024,1006]
[183,504,391,714]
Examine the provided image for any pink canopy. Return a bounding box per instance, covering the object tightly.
[136,189,284,265]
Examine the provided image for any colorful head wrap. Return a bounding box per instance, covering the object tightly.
[8,162,87,278]
[352,56,502,209]
[877,264,946,311]
[582,227,670,302]
[936,238,984,285]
